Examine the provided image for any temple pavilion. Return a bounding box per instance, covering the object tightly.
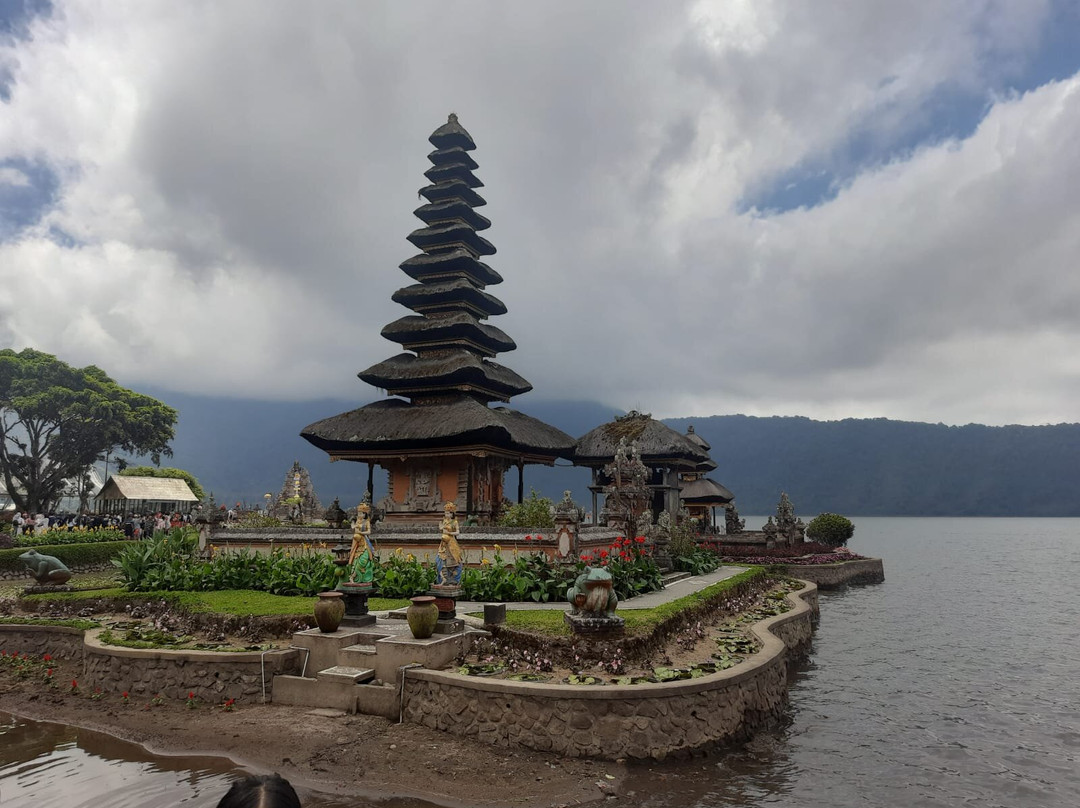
[574,412,712,524]
[301,115,574,525]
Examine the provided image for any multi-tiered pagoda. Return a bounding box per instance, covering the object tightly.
[302,114,574,524]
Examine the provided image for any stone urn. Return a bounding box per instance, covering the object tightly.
[314,591,345,633]
[406,595,439,639]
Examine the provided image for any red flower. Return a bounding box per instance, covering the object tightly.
[42,653,52,662]
[535,535,543,542]
[620,551,630,560]
[122,691,129,698]
[635,536,646,544]
[188,691,195,699]
[598,549,609,559]
[524,535,532,541]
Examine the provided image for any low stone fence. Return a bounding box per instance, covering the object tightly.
[780,558,884,589]
[0,624,86,661]
[0,624,302,704]
[399,580,818,760]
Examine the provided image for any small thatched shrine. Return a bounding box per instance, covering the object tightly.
[574,412,712,524]
[677,425,735,531]
[302,115,574,524]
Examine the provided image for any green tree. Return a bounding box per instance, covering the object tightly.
[0,349,177,513]
[118,465,205,501]
[805,512,855,546]
[497,489,555,528]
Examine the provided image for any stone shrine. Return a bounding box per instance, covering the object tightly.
[269,461,322,522]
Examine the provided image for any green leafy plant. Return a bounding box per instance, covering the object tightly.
[805,513,855,547]
[497,490,555,528]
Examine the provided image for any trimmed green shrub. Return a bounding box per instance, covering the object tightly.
[17,527,125,546]
[805,513,855,546]
[0,541,129,575]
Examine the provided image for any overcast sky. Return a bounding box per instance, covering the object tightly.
[2,0,1079,427]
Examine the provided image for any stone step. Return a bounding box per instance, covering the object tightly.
[662,570,691,586]
[338,644,378,667]
[316,666,375,684]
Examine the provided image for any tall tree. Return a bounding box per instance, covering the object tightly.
[0,349,178,513]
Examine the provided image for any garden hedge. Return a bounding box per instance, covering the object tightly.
[0,541,131,576]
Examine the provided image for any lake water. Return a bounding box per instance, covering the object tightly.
[3,518,1079,807]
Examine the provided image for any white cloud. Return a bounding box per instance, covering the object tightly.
[0,166,30,186]
[0,0,1077,425]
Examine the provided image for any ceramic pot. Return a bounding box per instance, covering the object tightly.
[407,595,439,639]
[314,591,345,633]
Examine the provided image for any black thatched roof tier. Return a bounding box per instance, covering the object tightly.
[574,412,712,469]
[359,353,532,401]
[414,200,491,231]
[407,222,496,256]
[419,180,486,207]
[428,146,478,170]
[381,312,516,356]
[684,425,711,452]
[679,477,734,504]
[424,163,483,188]
[391,279,507,317]
[301,395,573,460]
[399,249,502,286]
[429,114,476,151]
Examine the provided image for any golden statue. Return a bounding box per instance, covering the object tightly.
[436,501,462,585]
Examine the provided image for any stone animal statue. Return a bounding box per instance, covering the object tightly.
[566,566,619,617]
[18,549,73,585]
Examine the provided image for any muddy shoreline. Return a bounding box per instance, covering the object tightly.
[0,672,620,807]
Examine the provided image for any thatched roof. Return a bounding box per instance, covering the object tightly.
[684,425,711,451]
[424,162,484,188]
[359,353,532,401]
[399,248,502,286]
[680,477,734,505]
[98,476,197,502]
[407,222,495,256]
[419,180,486,207]
[428,146,479,170]
[391,278,507,317]
[574,411,711,469]
[429,113,476,150]
[301,395,574,460]
[413,200,491,232]
[381,312,516,356]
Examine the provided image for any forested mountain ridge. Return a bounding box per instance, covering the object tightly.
[148,387,1080,516]
[670,415,1080,516]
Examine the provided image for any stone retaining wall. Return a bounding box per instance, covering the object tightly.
[81,632,302,704]
[0,624,86,660]
[0,624,302,705]
[781,558,884,589]
[399,580,818,760]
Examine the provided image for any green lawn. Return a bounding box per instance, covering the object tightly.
[14,587,410,617]
[468,567,767,637]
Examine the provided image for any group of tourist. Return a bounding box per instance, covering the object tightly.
[10,510,190,538]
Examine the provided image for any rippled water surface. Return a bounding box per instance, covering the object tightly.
[624,517,1080,807]
[3,518,1079,807]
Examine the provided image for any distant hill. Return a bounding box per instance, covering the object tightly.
[667,415,1080,516]
[134,390,1080,516]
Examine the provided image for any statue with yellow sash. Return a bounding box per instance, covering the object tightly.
[435,501,462,585]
